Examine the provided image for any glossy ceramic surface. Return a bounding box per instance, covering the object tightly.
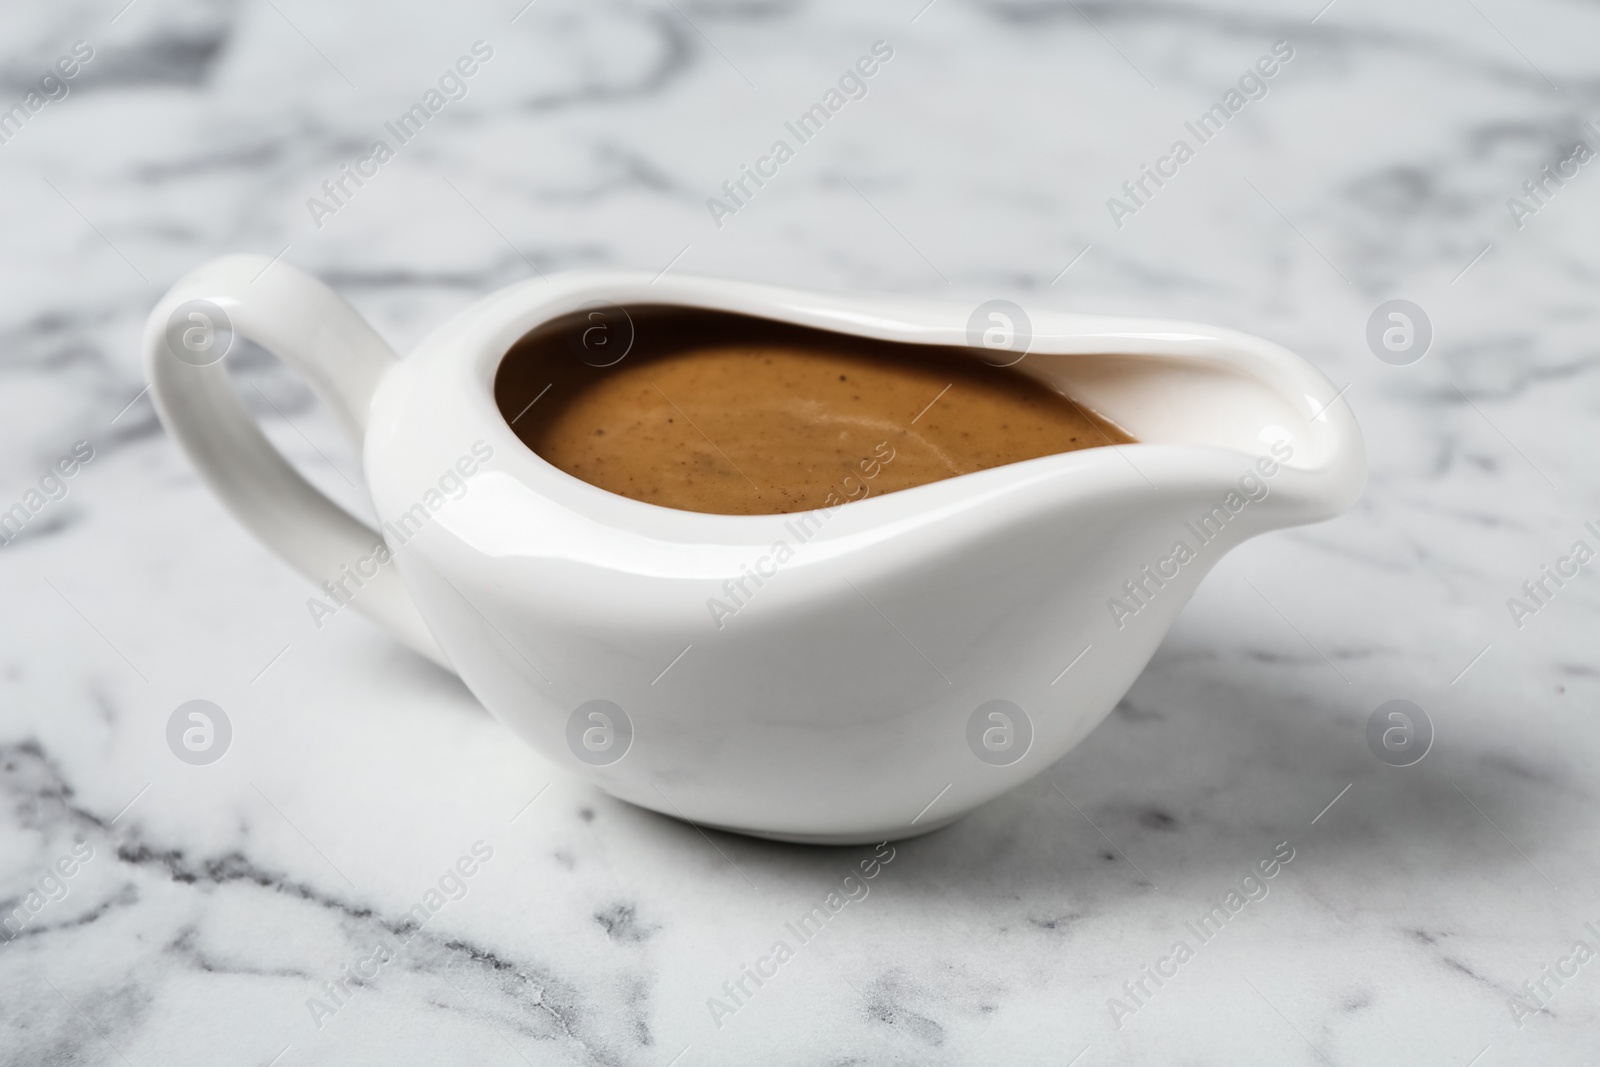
[145,256,1364,842]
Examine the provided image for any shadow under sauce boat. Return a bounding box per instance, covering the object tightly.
[144,255,1364,844]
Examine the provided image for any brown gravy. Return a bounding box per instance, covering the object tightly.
[495,307,1133,516]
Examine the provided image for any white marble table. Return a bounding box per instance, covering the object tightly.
[3,0,1599,1063]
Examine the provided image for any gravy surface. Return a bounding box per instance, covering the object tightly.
[495,308,1133,516]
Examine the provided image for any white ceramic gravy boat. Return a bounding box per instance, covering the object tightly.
[144,255,1364,843]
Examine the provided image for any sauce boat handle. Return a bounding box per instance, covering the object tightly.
[142,253,447,666]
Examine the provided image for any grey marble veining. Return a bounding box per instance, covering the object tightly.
[3,0,1600,1063]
